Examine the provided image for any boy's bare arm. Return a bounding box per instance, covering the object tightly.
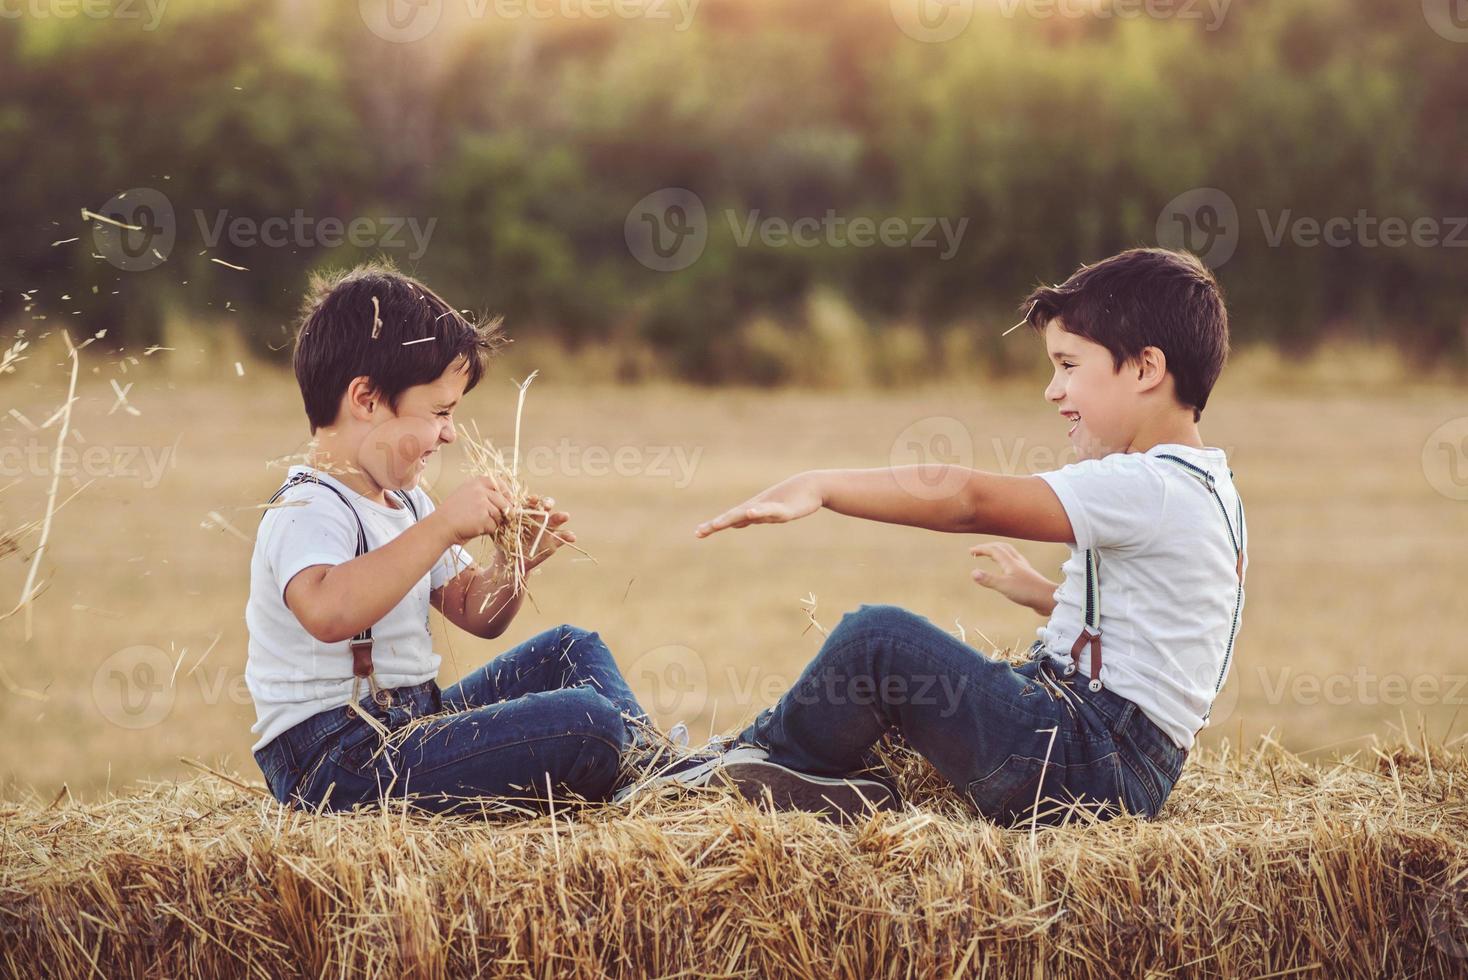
[429,552,522,640]
[431,498,575,639]
[285,476,511,643]
[696,467,1075,543]
[285,512,460,643]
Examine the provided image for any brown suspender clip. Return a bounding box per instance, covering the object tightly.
[1070,626,1103,692]
[349,637,375,679]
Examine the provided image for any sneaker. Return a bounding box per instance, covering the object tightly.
[716,747,901,821]
[611,745,729,803]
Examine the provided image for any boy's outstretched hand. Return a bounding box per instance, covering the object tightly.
[695,474,823,538]
[970,541,1059,616]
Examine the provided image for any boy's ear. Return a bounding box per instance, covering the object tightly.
[344,374,382,423]
[1132,346,1169,394]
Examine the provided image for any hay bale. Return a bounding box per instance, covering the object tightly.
[2,732,1465,977]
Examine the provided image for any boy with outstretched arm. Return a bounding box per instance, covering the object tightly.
[688,248,1246,825]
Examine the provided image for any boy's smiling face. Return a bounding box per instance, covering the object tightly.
[350,356,471,491]
[1042,318,1143,461]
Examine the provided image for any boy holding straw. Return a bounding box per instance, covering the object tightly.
[246,263,675,815]
[691,248,1246,825]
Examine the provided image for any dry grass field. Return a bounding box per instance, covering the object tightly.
[1,339,1464,799]
[1,334,1466,976]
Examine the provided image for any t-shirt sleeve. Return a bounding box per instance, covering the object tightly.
[262,489,359,603]
[1035,454,1169,552]
[412,487,476,591]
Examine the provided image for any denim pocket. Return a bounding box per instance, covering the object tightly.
[332,719,388,777]
[1117,743,1163,817]
[967,754,1046,824]
[967,751,1126,827]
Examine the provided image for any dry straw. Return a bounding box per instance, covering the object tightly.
[1,723,1464,977]
[455,369,593,604]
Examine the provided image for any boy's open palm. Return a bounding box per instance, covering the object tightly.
[696,476,822,538]
[971,541,1057,614]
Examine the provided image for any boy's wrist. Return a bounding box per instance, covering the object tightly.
[1027,576,1059,616]
[799,471,829,509]
[423,510,461,551]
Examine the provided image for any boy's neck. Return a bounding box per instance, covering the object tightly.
[1127,413,1205,454]
[306,441,392,507]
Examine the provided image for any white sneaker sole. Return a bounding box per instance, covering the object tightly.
[611,749,736,804]
[717,755,899,820]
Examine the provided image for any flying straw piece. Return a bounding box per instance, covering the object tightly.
[1003,301,1038,336]
[80,208,140,231]
[4,331,80,639]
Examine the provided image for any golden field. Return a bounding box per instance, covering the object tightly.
[1,336,1465,800]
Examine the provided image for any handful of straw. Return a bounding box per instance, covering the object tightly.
[455,371,592,600]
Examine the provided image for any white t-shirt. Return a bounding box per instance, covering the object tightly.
[245,465,473,752]
[1034,444,1247,752]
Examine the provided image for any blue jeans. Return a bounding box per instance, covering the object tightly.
[736,605,1189,826]
[254,625,648,815]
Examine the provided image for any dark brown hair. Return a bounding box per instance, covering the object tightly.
[1021,248,1229,422]
[293,261,504,434]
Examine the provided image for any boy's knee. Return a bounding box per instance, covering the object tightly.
[834,604,926,640]
[555,623,602,651]
[555,689,626,798]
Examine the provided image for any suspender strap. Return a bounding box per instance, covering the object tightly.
[264,472,420,681]
[1066,454,1246,706]
[1153,454,1247,727]
[1067,549,1104,692]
